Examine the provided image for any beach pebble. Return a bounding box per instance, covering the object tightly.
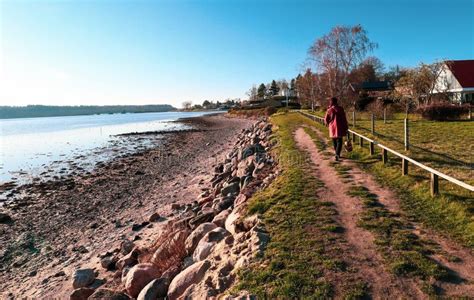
[101,255,118,271]
[148,212,161,222]
[0,212,12,223]
[120,240,135,255]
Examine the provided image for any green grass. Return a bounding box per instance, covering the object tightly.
[236,112,369,299]
[346,186,449,282]
[303,112,474,248]
[305,109,474,184]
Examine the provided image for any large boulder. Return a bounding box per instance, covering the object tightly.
[185,223,217,255]
[71,268,95,289]
[88,288,130,300]
[193,227,230,262]
[69,287,94,300]
[236,157,256,178]
[225,207,243,236]
[137,277,170,300]
[167,260,211,299]
[221,182,240,197]
[189,211,214,228]
[125,263,161,298]
[212,209,231,227]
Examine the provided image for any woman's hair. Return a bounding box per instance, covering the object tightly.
[329,97,338,106]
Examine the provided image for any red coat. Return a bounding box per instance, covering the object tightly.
[324,105,348,138]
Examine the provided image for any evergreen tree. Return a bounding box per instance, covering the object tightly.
[270,80,280,96]
[257,83,266,99]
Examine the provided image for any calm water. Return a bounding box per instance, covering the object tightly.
[0,111,219,183]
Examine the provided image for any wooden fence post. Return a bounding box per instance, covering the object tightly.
[404,118,409,151]
[370,142,375,155]
[402,158,408,175]
[383,108,387,124]
[352,132,356,142]
[359,136,364,147]
[382,149,388,164]
[371,113,375,134]
[353,111,356,127]
[431,173,439,196]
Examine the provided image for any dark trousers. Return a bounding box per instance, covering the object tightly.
[332,137,343,157]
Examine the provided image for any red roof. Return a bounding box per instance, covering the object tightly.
[446,60,474,88]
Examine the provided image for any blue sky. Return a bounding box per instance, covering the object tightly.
[0,0,472,108]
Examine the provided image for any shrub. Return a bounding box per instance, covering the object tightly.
[417,102,468,121]
[366,100,395,119]
[265,106,278,116]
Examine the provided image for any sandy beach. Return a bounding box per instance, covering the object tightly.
[0,114,253,298]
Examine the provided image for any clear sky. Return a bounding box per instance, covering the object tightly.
[0,0,472,108]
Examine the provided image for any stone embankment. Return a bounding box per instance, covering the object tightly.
[69,119,277,299]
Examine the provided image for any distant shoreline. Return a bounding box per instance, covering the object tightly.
[0,104,177,120]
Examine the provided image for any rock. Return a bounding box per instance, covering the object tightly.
[198,196,213,205]
[185,222,217,254]
[225,207,242,236]
[212,196,234,212]
[69,287,95,300]
[241,144,265,159]
[101,255,118,271]
[161,265,180,280]
[120,240,135,255]
[167,260,211,299]
[137,277,170,300]
[221,182,240,196]
[0,212,12,223]
[151,229,189,272]
[88,288,130,300]
[71,268,95,289]
[236,157,255,178]
[132,222,149,232]
[212,209,231,227]
[148,212,161,222]
[125,263,161,298]
[189,211,214,228]
[171,203,182,210]
[117,247,140,271]
[193,227,230,261]
[234,194,248,207]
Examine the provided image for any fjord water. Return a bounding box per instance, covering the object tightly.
[0,111,218,183]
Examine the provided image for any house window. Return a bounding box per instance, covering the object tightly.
[466,93,474,104]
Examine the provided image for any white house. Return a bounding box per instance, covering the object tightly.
[433,60,474,103]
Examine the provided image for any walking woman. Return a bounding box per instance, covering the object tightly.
[324,97,348,161]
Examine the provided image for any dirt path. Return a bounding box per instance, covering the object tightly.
[302,125,474,298]
[294,127,425,299]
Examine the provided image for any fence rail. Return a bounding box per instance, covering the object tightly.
[298,111,474,197]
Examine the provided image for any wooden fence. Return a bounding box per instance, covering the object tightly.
[299,111,474,197]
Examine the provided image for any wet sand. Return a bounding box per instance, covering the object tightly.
[0,114,253,298]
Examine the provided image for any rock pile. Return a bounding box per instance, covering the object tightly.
[69,119,277,299]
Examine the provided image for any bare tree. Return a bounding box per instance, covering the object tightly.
[308,25,377,107]
[182,101,192,110]
[246,85,258,101]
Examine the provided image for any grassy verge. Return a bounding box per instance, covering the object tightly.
[305,110,474,183]
[303,112,474,248]
[235,112,369,298]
